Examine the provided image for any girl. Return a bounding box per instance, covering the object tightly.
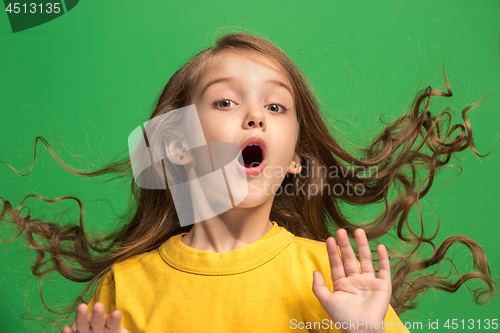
[0,31,496,333]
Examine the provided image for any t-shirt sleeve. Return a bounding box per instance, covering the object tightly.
[86,268,117,315]
[384,304,411,332]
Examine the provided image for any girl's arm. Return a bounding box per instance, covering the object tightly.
[312,228,394,333]
[61,302,130,333]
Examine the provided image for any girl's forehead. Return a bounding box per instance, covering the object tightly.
[204,50,289,81]
[194,50,294,100]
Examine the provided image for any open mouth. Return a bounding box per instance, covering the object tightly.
[238,137,267,172]
[240,144,263,168]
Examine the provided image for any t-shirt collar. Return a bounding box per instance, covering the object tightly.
[159,221,294,275]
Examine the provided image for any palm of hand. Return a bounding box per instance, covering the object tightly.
[312,228,392,333]
[325,271,392,326]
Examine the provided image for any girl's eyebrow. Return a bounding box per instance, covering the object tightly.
[200,77,293,97]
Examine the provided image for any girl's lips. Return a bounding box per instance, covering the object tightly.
[237,136,267,175]
[237,158,266,175]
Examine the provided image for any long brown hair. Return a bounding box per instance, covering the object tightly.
[1,29,497,331]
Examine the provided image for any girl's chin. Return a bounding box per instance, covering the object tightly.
[233,190,274,208]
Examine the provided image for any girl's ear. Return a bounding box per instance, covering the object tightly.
[288,152,302,174]
[165,139,192,165]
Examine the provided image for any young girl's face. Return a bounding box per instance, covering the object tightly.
[192,50,300,207]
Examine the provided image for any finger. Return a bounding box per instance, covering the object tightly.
[90,302,107,330]
[377,244,392,282]
[70,319,78,331]
[311,270,332,306]
[75,303,90,333]
[325,236,347,283]
[61,326,74,333]
[354,228,375,277]
[336,229,360,277]
[104,310,122,332]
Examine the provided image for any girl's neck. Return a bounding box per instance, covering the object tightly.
[180,199,275,253]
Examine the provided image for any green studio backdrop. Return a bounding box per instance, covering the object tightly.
[1,0,499,332]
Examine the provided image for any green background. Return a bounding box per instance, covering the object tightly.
[1,0,499,332]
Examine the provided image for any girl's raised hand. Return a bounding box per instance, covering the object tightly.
[61,302,130,333]
[312,228,392,333]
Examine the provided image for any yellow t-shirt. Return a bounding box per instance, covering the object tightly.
[87,221,410,332]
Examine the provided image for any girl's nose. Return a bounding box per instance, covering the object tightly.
[247,119,264,128]
[244,106,266,130]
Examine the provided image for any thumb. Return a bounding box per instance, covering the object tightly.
[312,270,332,306]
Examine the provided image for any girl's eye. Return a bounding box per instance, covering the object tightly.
[212,99,288,113]
[267,104,288,113]
[214,99,235,108]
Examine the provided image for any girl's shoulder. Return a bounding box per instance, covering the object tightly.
[292,234,327,247]
[287,235,331,266]
[285,234,335,292]
[289,234,331,257]
[110,247,165,275]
